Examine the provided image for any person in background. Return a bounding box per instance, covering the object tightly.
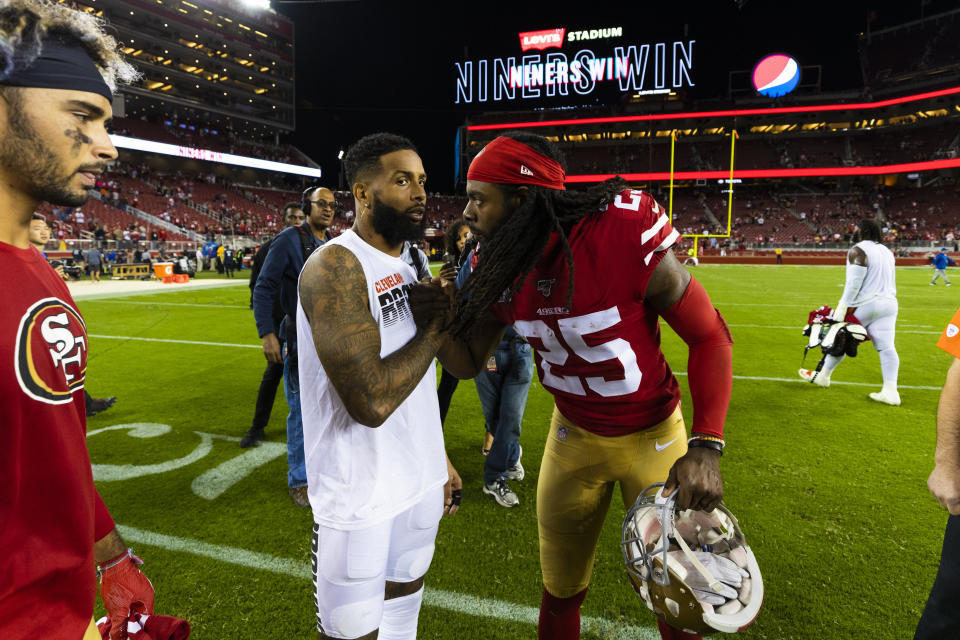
[456,239,534,508]
[931,248,955,286]
[252,187,334,506]
[914,308,960,639]
[240,202,304,448]
[436,218,471,426]
[799,218,900,406]
[223,245,235,278]
[29,215,117,418]
[86,243,101,282]
[28,214,65,279]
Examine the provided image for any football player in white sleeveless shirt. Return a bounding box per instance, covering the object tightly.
[296,134,460,640]
[800,219,901,405]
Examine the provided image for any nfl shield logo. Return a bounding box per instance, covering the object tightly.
[537,279,555,297]
[557,426,567,441]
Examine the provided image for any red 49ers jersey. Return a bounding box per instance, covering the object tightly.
[0,241,97,640]
[490,189,681,436]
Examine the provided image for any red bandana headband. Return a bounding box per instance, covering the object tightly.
[467,136,566,190]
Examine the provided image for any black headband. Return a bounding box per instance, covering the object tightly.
[2,40,112,103]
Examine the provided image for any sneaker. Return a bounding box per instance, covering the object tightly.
[506,445,525,481]
[798,368,830,387]
[86,396,117,417]
[288,486,310,508]
[948,283,953,287]
[482,478,519,508]
[868,389,901,406]
[931,282,937,285]
[239,426,265,448]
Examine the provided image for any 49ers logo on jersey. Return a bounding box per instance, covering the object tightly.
[14,297,87,404]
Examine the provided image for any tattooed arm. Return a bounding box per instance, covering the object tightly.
[299,245,445,428]
[407,280,506,380]
[436,313,506,379]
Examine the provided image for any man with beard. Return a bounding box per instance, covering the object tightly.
[413,133,733,640]
[253,186,334,506]
[296,133,461,640]
[241,202,305,447]
[0,3,156,639]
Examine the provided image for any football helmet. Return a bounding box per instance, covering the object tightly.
[622,483,763,634]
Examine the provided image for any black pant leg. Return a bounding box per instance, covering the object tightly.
[436,366,460,426]
[916,514,960,639]
[251,360,284,430]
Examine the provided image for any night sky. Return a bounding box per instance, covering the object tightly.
[276,0,953,191]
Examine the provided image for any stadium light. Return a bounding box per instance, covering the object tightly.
[467,86,960,131]
[564,157,960,183]
[110,135,322,178]
[240,0,272,9]
[337,149,345,160]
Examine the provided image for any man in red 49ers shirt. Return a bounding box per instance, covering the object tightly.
[0,4,154,640]
[413,133,734,640]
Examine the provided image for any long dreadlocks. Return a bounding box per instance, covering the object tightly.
[450,131,626,339]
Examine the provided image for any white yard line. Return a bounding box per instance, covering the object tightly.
[87,333,942,390]
[70,279,246,301]
[726,323,941,335]
[674,371,941,391]
[87,300,250,309]
[116,525,658,639]
[88,334,260,349]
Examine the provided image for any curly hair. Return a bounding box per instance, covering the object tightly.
[443,217,469,260]
[0,0,139,92]
[343,132,418,187]
[449,131,626,339]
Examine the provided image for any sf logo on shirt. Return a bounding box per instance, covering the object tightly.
[14,297,87,404]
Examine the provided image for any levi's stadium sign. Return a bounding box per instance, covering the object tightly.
[519,29,566,52]
[455,27,694,104]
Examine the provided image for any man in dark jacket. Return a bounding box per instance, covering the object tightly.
[252,189,334,507]
[241,203,305,447]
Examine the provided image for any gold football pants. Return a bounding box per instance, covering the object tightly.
[83,617,100,640]
[537,403,687,598]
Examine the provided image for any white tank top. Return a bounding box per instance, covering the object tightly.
[297,229,446,530]
[849,240,896,306]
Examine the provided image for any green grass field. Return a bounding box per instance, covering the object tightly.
[78,264,960,640]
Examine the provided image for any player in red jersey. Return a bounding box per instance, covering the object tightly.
[413,133,733,640]
[0,3,154,640]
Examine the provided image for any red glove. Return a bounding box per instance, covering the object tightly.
[98,549,155,640]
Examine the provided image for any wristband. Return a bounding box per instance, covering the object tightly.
[96,548,142,580]
[687,438,724,455]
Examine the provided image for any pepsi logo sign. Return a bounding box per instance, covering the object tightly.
[752,54,800,98]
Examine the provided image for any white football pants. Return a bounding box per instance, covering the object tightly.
[821,297,899,388]
[311,485,443,639]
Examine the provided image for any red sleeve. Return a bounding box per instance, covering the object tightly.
[609,189,681,298]
[94,488,115,541]
[659,278,733,439]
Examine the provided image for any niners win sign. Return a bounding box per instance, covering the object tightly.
[454,27,694,104]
